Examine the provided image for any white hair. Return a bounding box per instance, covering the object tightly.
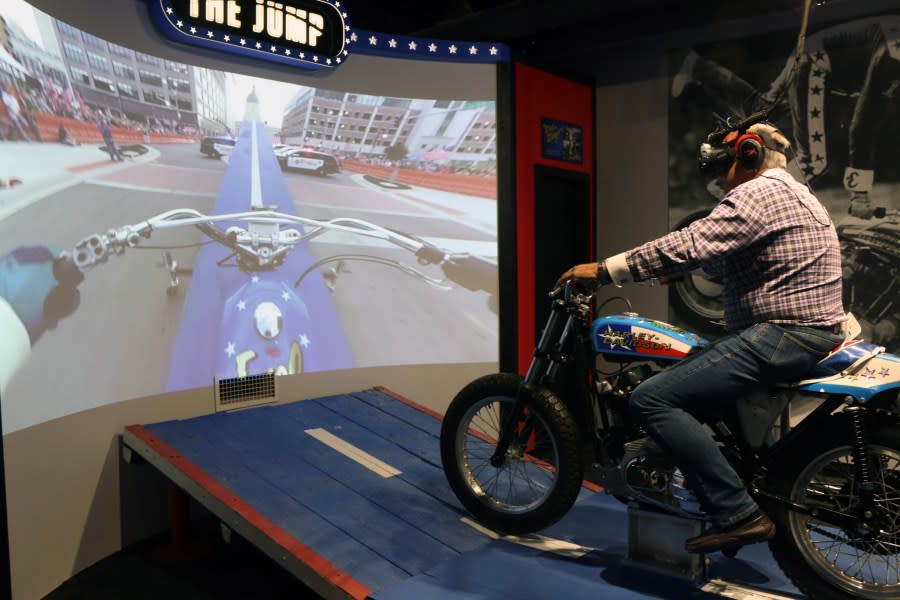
[747,122,789,170]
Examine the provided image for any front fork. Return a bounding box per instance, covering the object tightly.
[490,304,574,467]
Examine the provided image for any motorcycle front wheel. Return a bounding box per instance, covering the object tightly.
[440,373,583,535]
[767,423,900,600]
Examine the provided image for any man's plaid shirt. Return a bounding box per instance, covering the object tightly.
[626,169,845,332]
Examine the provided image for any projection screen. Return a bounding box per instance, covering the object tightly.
[0,0,499,433]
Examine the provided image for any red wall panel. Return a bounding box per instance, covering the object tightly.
[514,63,594,372]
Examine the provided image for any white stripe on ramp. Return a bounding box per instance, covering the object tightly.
[304,428,401,478]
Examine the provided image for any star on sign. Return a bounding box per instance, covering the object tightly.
[350,32,358,42]
[256,42,262,49]
[336,57,341,64]
[299,52,305,59]
[224,35,230,42]
[313,55,319,62]
[409,41,417,50]
[449,44,458,54]
[326,58,332,65]
[270,45,277,52]
[237,300,247,311]
[369,35,378,45]
[177,20,184,27]
[428,43,437,52]
[469,46,477,55]
[389,39,397,48]
[285,49,291,55]
[190,26,197,34]
[225,342,236,357]
[207,30,214,38]
[300,334,310,348]
[166,7,173,14]
[240,38,246,45]
[490,46,498,55]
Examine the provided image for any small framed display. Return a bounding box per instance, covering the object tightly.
[541,118,583,163]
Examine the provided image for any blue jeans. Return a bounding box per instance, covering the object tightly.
[628,322,843,527]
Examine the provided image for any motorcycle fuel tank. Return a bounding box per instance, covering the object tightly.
[591,313,708,361]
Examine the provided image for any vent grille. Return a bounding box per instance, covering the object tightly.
[214,372,277,411]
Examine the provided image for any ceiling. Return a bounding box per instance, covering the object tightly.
[342,0,885,80]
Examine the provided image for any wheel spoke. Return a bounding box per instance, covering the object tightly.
[790,442,900,595]
[455,396,560,514]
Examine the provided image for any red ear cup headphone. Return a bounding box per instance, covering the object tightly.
[734,133,765,170]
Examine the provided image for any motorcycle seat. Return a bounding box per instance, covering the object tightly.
[800,339,885,381]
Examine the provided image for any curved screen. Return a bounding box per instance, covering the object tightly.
[0,0,498,433]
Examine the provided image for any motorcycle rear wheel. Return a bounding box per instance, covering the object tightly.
[767,423,900,600]
[440,373,583,535]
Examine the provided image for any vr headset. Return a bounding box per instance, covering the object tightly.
[697,109,781,178]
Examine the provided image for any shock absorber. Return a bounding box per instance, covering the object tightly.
[845,405,876,508]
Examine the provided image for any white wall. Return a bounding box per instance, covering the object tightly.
[594,53,671,320]
[4,362,496,600]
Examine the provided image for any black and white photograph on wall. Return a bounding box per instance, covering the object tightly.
[666,15,900,353]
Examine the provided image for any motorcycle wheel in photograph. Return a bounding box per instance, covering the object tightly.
[668,209,725,336]
[767,421,900,599]
[440,373,583,535]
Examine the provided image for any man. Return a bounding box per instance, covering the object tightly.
[558,120,846,554]
[98,119,123,161]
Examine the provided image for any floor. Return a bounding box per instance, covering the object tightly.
[43,519,321,600]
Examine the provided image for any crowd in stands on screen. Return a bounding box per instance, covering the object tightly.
[0,75,201,144]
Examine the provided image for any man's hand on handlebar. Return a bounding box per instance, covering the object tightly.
[0,246,83,343]
[555,261,613,290]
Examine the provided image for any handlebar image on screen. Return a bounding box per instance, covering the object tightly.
[0,2,499,434]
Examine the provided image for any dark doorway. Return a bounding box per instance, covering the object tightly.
[533,165,592,420]
[533,165,592,341]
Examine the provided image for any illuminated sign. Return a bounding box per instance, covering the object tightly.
[146,0,349,70]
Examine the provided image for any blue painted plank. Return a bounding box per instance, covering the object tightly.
[347,389,446,437]
[145,418,410,589]
[373,542,707,600]
[165,408,463,576]
[313,392,442,465]
[211,403,485,553]
[243,399,490,553]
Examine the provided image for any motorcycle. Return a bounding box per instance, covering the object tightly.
[65,207,496,382]
[440,280,900,600]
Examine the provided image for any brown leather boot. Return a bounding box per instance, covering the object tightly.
[685,512,775,554]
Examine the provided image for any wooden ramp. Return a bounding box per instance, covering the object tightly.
[122,387,804,600]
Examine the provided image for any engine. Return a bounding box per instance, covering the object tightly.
[604,436,706,517]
